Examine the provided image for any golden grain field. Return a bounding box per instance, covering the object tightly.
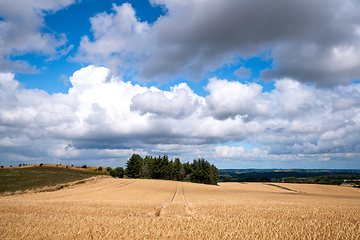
[1,177,359,239]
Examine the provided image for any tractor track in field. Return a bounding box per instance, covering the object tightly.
[155,183,178,216]
[35,179,136,200]
[182,184,193,215]
[155,183,193,217]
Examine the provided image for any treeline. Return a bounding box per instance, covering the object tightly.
[222,176,271,182]
[110,154,219,185]
[278,175,360,186]
[220,174,360,186]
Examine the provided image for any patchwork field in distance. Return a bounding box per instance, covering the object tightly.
[1,177,359,239]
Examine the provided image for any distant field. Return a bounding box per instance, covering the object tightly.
[1,178,359,239]
[0,165,104,193]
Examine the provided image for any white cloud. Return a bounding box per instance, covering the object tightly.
[130,83,202,119]
[205,78,263,120]
[0,0,75,72]
[1,66,360,167]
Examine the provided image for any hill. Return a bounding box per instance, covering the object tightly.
[0,165,104,194]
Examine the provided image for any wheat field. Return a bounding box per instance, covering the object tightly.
[1,177,359,239]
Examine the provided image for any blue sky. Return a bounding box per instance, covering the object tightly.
[1,0,360,168]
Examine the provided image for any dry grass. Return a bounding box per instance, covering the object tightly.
[0,179,359,239]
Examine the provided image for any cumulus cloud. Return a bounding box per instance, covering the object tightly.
[77,0,360,86]
[0,0,75,72]
[205,78,263,120]
[130,83,202,119]
[1,66,360,167]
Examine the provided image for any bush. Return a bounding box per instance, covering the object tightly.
[1,165,3,168]
[39,163,43,167]
[82,165,87,168]
[109,167,125,178]
[71,164,74,167]
[10,165,12,167]
[109,169,116,177]
[66,166,68,169]
[98,166,103,171]
[106,167,112,172]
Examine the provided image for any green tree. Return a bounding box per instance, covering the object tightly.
[140,156,151,178]
[209,164,219,185]
[190,158,210,184]
[115,167,124,178]
[173,158,185,181]
[109,167,124,178]
[149,155,169,179]
[125,154,142,178]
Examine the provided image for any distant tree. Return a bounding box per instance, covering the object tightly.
[190,158,211,184]
[82,165,87,168]
[106,167,112,172]
[183,161,192,175]
[115,167,124,178]
[167,159,174,180]
[97,166,102,171]
[125,154,142,178]
[190,158,218,185]
[39,163,43,167]
[1,165,4,168]
[109,167,125,178]
[209,164,219,185]
[223,176,232,182]
[109,169,116,177]
[140,156,151,178]
[19,164,22,167]
[149,155,170,179]
[173,158,185,181]
[183,161,192,181]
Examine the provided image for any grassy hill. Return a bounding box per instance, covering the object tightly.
[0,165,105,193]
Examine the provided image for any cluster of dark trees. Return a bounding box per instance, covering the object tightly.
[221,174,360,187]
[222,176,271,182]
[111,154,219,185]
[278,175,360,186]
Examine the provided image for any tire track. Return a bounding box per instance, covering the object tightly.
[182,184,193,215]
[155,183,178,216]
[40,179,136,200]
[155,183,194,217]
[98,180,136,191]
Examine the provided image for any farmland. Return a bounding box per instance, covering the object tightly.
[0,165,104,194]
[1,177,359,239]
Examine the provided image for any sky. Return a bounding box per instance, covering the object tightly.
[1,0,360,169]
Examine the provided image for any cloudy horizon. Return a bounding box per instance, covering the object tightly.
[1,0,360,168]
